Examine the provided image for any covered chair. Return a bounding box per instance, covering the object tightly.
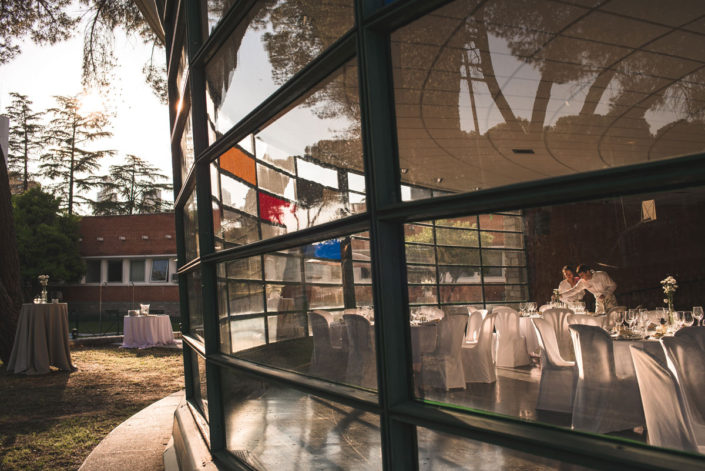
[462,313,496,383]
[343,314,377,389]
[543,308,574,361]
[569,324,644,433]
[466,310,483,342]
[493,307,529,367]
[420,314,467,391]
[630,346,705,452]
[309,311,347,382]
[662,332,705,446]
[566,314,603,328]
[532,318,576,413]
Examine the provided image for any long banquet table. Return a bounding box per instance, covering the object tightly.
[122,315,176,348]
[7,303,75,375]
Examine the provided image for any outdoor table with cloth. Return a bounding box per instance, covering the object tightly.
[122,315,175,348]
[7,303,74,374]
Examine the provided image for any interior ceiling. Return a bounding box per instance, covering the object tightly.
[392,0,705,194]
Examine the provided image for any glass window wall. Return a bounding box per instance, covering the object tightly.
[205,0,355,140]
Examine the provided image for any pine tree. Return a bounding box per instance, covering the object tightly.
[92,154,172,215]
[5,92,45,192]
[40,95,115,215]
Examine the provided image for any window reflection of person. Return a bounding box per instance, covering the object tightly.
[558,265,584,302]
[560,264,617,314]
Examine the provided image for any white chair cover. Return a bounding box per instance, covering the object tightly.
[538,304,552,313]
[493,307,529,367]
[566,314,603,328]
[343,314,377,389]
[532,318,576,413]
[462,313,496,383]
[569,324,644,433]
[309,311,346,382]
[421,315,467,391]
[543,308,574,361]
[466,311,483,342]
[630,346,704,452]
[662,331,705,446]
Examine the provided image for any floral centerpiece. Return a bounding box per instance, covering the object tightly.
[38,274,50,303]
[661,275,677,326]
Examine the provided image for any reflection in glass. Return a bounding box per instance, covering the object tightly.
[417,427,590,470]
[392,0,705,199]
[187,269,203,340]
[183,190,199,261]
[179,108,194,183]
[221,368,381,469]
[216,232,377,390]
[190,349,208,421]
[210,60,365,249]
[410,187,705,454]
[205,0,355,139]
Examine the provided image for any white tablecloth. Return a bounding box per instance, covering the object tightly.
[519,317,541,356]
[122,315,175,348]
[7,303,74,374]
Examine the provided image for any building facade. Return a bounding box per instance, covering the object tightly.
[62,213,179,330]
[154,0,705,469]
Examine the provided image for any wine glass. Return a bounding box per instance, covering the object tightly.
[625,309,637,330]
[519,302,526,316]
[682,310,694,328]
[611,311,623,332]
[693,306,704,326]
[528,302,537,315]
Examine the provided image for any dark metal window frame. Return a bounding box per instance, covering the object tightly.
[166,0,705,469]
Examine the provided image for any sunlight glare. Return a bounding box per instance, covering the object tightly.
[78,90,105,115]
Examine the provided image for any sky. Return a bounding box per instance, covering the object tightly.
[0,8,173,210]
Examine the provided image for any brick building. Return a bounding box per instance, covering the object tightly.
[61,213,179,328]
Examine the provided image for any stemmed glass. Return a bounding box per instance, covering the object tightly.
[519,302,527,316]
[611,311,623,333]
[693,306,704,326]
[682,311,695,328]
[625,309,638,331]
[529,302,537,315]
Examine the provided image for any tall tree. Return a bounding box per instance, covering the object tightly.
[0,0,79,65]
[92,154,172,215]
[0,147,22,363]
[13,187,85,302]
[40,95,115,215]
[5,92,45,192]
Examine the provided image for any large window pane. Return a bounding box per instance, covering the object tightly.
[107,260,123,283]
[187,270,204,341]
[216,232,377,390]
[392,0,705,200]
[210,60,364,246]
[130,260,145,282]
[205,0,355,140]
[190,348,208,421]
[221,368,381,469]
[85,260,101,283]
[151,259,169,282]
[408,187,705,455]
[417,427,591,470]
[183,190,200,261]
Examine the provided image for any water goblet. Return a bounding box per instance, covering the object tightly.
[693,306,704,326]
[682,310,694,327]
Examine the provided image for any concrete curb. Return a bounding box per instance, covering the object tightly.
[79,390,185,471]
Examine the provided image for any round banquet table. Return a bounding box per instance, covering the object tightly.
[7,303,74,375]
[122,315,176,348]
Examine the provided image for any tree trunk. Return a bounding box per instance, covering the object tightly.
[0,154,23,363]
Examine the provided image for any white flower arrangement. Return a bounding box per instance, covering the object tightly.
[38,274,49,286]
[661,276,677,316]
